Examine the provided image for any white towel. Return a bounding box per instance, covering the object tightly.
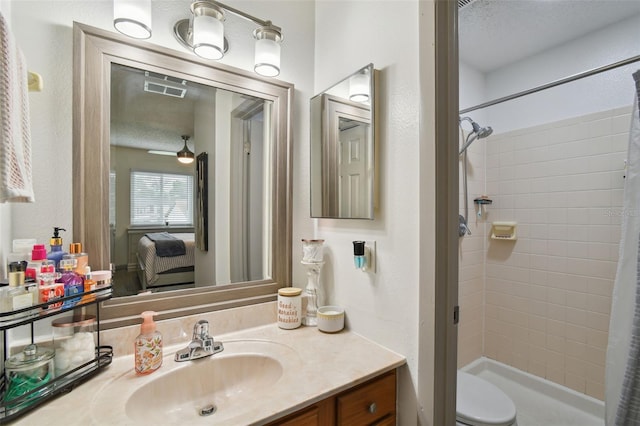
[0,12,34,203]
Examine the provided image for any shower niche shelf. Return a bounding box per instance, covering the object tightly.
[490,221,517,240]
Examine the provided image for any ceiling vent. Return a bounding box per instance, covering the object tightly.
[143,71,188,98]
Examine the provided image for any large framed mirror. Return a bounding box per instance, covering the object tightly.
[310,64,378,219]
[73,23,293,328]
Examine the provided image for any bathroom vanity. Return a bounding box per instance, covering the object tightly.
[269,370,397,425]
[10,314,405,425]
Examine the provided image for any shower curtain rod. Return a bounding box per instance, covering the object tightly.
[459,53,640,114]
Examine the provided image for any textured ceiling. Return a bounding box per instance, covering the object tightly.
[109,0,261,153]
[459,0,640,73]
[110,63,207,152]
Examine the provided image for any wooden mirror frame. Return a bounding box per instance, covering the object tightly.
[72,23,293,328]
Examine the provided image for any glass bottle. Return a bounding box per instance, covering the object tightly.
[64,243,89,276]
[0,281,32,320]
[38,259,63,310]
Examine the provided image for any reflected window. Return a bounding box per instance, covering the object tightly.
[130,171,194,226]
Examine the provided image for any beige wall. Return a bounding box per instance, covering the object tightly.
[460,106,630,401]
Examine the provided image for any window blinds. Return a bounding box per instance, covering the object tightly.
[130,170,194,226]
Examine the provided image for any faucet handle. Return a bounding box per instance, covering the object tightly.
[192,319,210,340]
[458,215,472,237]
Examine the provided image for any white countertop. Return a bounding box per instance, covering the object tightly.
[12,324,406,425]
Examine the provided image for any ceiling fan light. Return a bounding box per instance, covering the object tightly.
[177,135,195,164]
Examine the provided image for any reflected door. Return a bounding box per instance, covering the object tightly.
[338,120,370,217]
[323,94,372,218]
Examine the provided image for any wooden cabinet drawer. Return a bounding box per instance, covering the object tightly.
[267,369,397,426]
[336,371,396,425]
[267,399,333,426]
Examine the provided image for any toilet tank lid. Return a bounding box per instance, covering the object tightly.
[456,371,517,426]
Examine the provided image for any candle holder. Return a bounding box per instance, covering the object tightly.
[301,260,324,326]
[301,238,325,326]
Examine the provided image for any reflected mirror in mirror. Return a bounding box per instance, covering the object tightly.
[110,63,272,297]
[310,63,377,219]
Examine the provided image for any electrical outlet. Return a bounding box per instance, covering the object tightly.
[364,241,376,273]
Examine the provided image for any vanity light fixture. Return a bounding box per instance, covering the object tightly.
[177,135,195,164]
[253,24,282,77]
[113,0,152,39]
[349,69,370,103]
[172,1,284,77]
[191,1,225,60]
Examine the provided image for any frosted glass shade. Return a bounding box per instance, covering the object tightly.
[113,0,152,39]
[177,152,195,164]
[254,38,280,77]
[349,73,369,103]
[193,14,224,60]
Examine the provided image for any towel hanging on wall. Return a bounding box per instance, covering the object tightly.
[0,11,34,203]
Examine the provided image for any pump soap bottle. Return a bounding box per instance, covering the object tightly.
[134,311,162,375]
[47,227,68,271]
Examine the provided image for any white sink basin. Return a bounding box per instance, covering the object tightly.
[91,340,300,425]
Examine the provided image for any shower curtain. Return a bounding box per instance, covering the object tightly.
[606,70,640,426]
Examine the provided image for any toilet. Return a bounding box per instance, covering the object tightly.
[456,371,517,426]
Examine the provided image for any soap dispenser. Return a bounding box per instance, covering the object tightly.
[47,227,68,271]
[134,311,163,375]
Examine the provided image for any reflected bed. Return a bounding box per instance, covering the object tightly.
[137,233,195,290]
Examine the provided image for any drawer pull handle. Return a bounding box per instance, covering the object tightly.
[368,402,377,414]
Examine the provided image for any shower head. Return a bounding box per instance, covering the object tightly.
[461,116,492,138]
[474,124,493,139]
[459,116,493,154]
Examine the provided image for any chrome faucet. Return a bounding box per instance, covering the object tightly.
[174,320,224,362]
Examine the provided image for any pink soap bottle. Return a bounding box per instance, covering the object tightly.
[134,311,163,375]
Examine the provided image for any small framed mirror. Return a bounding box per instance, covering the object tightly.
[310,64,378,219]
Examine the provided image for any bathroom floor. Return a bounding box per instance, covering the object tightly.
[476,369,604,426]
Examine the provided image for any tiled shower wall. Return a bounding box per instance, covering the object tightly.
[457,132,487,367]
[480,106,631,400]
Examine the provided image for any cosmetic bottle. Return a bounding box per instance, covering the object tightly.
[6,260,37,307]
[47,227,68,271]
[79,266,96,303]
[56,259,84,308]
[134,311,162,375]
[7,256,26,287]
[64,243,88,276]
[0,280,32,318]
[6,239,33,284]
[38,260,63,310]
[25,244,48,283]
